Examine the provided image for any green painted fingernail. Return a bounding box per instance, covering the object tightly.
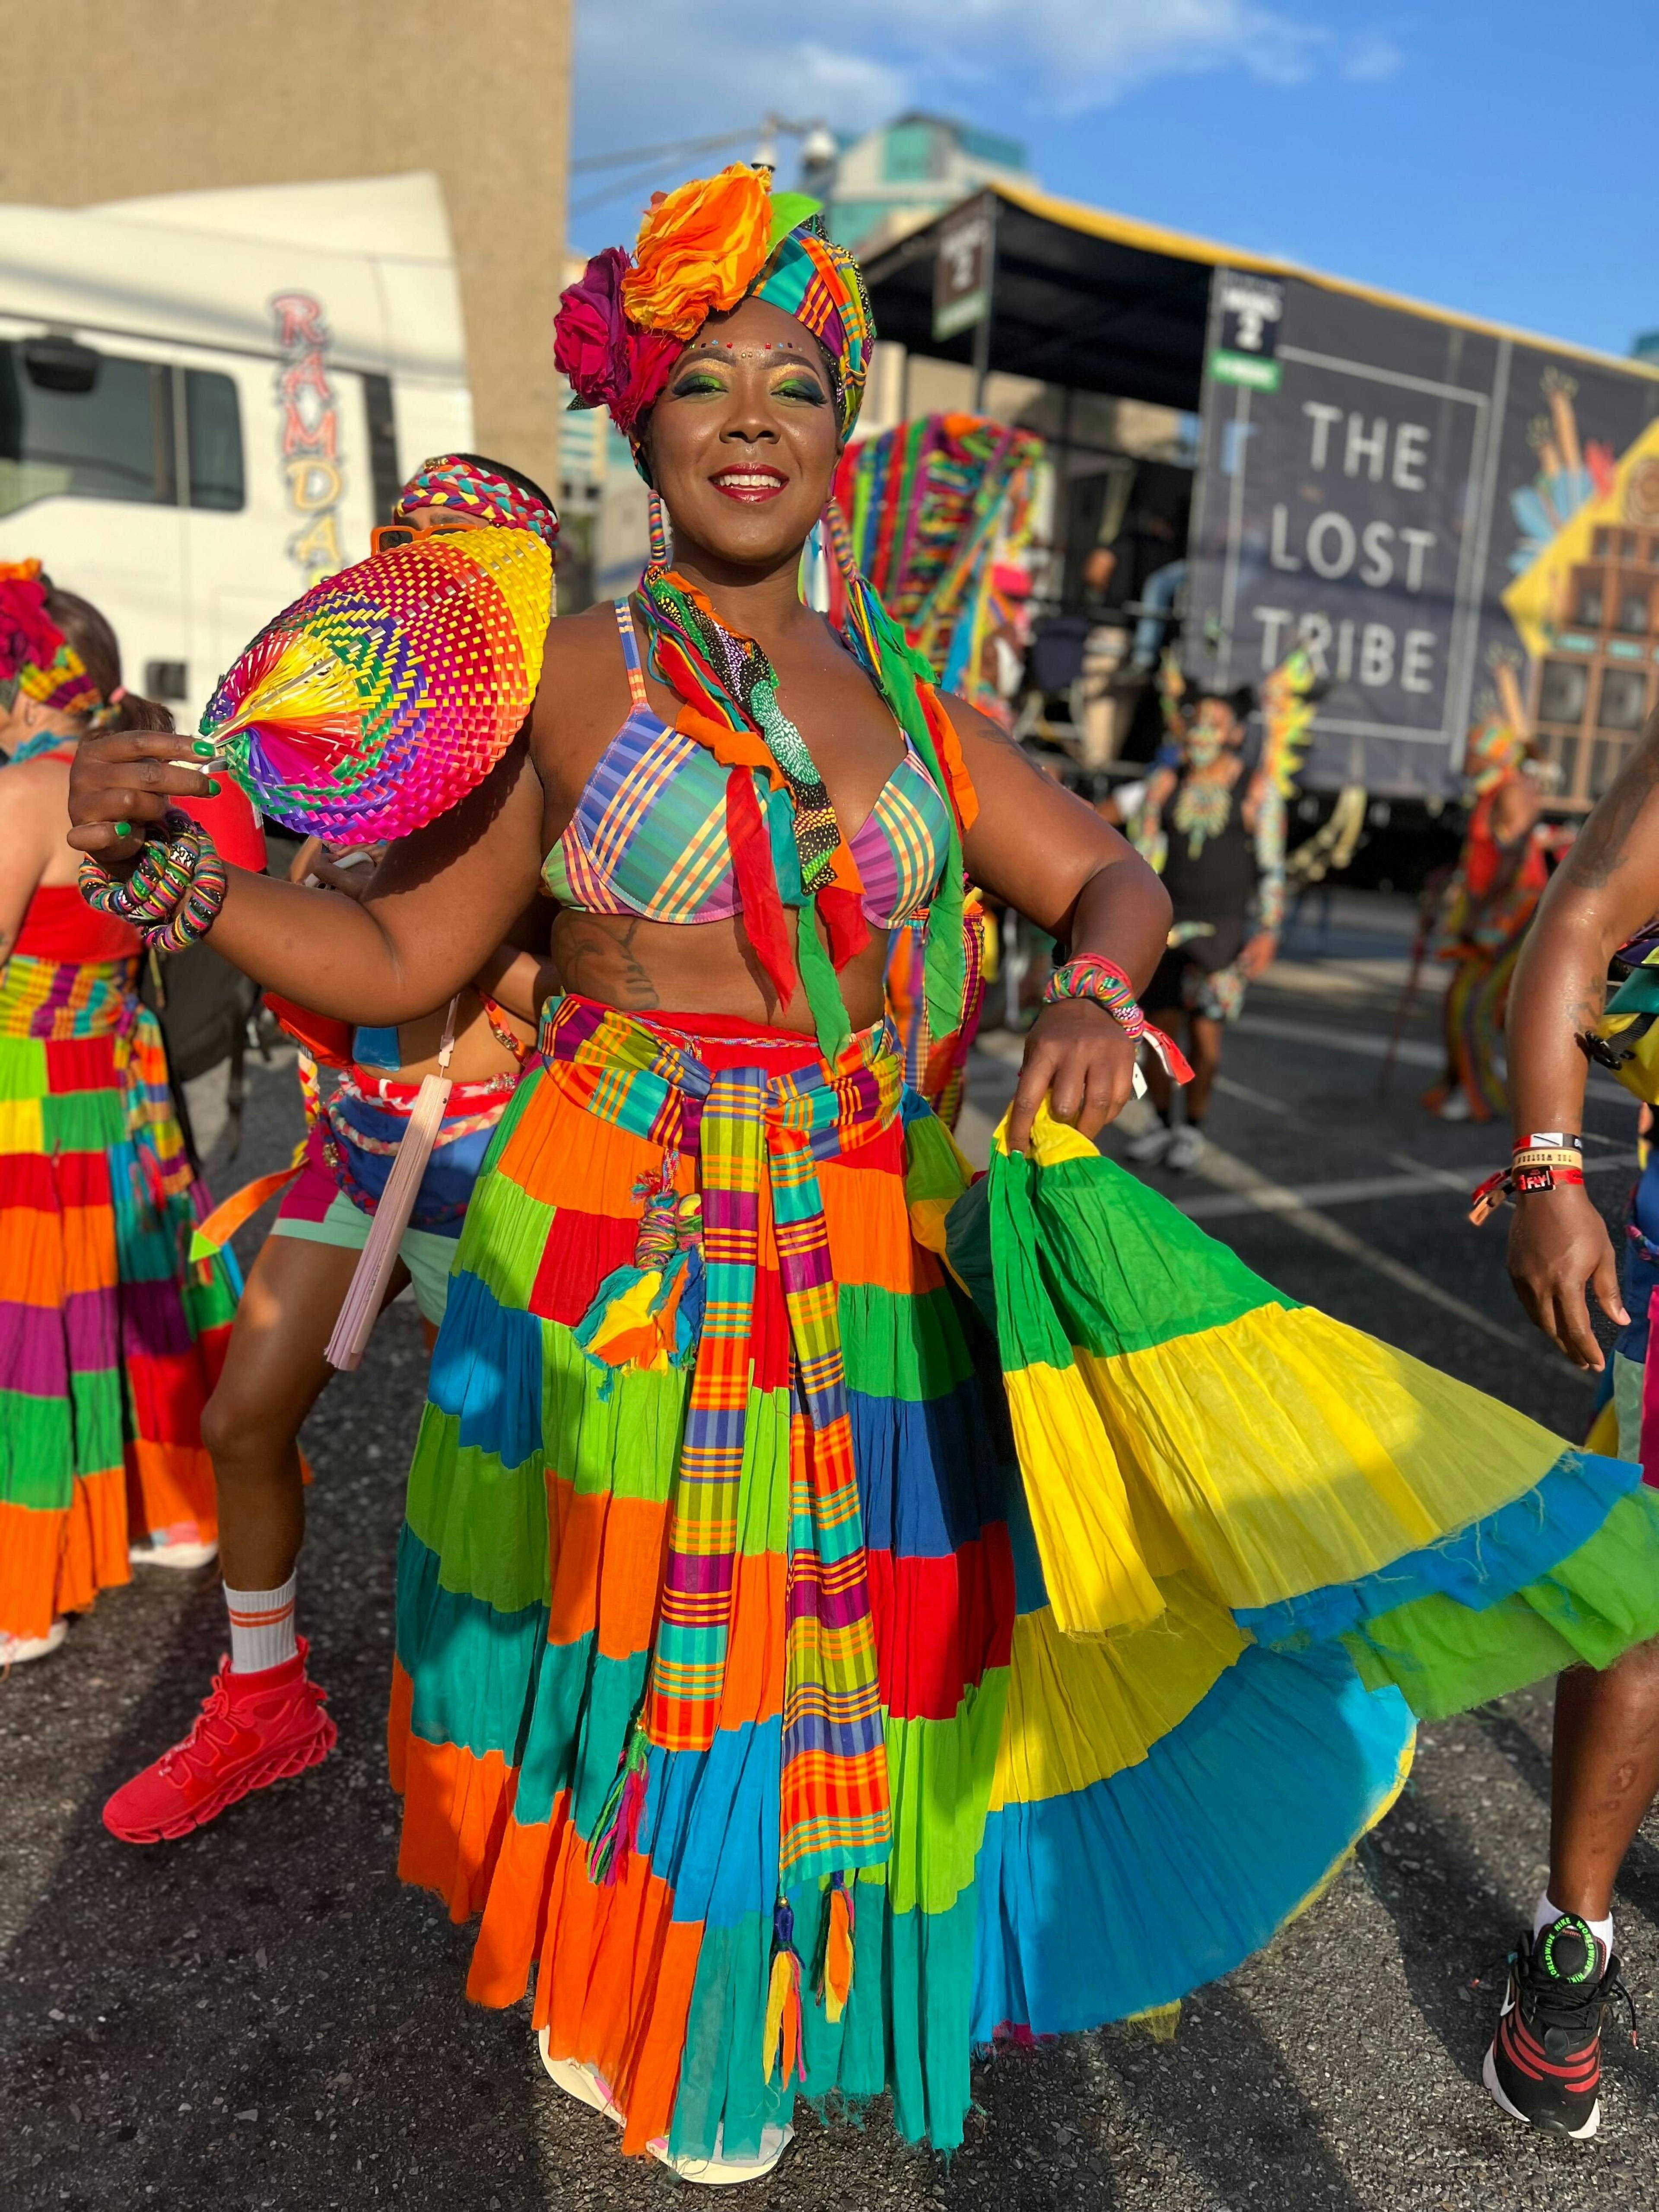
[207,779,222,795]
[192,738,214,755]
[114,821,132,838]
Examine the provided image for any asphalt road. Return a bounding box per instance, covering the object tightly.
[6,896,1659,2212]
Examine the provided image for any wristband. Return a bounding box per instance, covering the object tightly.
[1515,1132,1581,1152]
[1469,1160,1586,1227]
[1044,955,1194,1083]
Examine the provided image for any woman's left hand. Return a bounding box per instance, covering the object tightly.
[1007,999,1138,1154]
[1238,929,1278,979]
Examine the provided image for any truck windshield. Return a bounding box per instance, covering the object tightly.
[0,342,244,515]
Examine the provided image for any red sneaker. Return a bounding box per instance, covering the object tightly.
[102,1638,336,1844]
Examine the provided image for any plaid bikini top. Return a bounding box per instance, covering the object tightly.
[541,600,951,928]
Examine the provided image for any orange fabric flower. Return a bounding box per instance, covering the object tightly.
[622,165,773,340]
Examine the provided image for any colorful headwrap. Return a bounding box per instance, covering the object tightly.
[554,167,873,453]
[1465,712,1528,795]
[0,560,102,718]
[393,455,560,551]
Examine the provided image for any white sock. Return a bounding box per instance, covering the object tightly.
[1535,1889,1614,1964]
[224,1572,298,1676]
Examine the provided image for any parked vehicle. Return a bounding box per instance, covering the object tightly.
[0,172,472,732]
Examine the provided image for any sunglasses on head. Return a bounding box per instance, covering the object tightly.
[369,519,475,555]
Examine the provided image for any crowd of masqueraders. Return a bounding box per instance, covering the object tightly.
[5,164,1659,2174]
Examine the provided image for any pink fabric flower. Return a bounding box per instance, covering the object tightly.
[554,248,683,435]
[0,565,63,685]
[610,328,682,435]
[553,246,630,407]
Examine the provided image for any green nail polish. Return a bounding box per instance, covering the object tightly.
[191,738,214,756]
[207,779,222,795]
[113,821,132,838]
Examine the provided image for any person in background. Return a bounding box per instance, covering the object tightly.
[101,455,559,1842]
[1424,714,1550,1123]
[0,565,238,1663]
[1479,718,1659,2140]
[1130,557,1186,672]
[1123,684,1281,1170]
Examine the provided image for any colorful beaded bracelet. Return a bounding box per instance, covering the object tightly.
[79,810,228,954]
[1043,955,1194,1083]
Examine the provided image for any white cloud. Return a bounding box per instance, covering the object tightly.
[572,1,1405,226]
[1341,29,1405,82]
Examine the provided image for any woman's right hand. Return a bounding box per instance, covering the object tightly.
[1506,1182,1627,1371]
[67,731,215,862]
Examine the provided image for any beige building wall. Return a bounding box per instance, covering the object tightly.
[0,0,572,497]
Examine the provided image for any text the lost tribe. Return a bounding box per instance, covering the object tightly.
[1250,403,1440,695]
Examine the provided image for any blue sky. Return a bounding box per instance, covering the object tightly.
[572,0,1658,360]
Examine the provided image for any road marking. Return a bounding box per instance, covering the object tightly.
[1175,1151,1635,1223]
[1236,1011,1441,1066]
[1172,1135,1551,1354]
[1235,1010,1630,1105]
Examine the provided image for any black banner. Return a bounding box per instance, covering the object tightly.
[1186,270,1659,798]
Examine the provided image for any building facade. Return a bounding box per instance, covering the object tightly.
[809,113,1033,258]
[0,0,572,500]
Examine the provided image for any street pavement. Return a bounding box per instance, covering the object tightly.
[6,893,1659,2211]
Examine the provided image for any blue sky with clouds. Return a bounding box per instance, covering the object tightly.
[572,0,1659,360]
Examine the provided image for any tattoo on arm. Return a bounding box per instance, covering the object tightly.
[1563,744,1659,890]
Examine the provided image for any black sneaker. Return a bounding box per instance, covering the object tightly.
[1482,1914,1635,2139]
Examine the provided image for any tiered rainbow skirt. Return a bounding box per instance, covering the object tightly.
[391,992,1659,2163]
[0,954,236,1640]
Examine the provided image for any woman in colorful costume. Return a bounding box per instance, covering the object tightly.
[1124,676,1291,1170]
[67,172,1659,2167]
[102,456,557,1844]
[0,568,236,1663]
[1424,713,1550,1122]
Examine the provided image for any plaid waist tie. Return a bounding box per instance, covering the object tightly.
[542,993,899,1884]
[0,953,138,1040]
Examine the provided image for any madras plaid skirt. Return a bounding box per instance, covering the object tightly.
[389,994,1460,2164]
[0,954,236,1637]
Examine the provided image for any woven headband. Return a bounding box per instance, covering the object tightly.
[0,560,103,718]
[554,169,874,450]
[393,456,560,550]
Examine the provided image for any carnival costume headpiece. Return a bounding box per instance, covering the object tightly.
[554,165,874,453]
[1466,712,1528,795]
[393,454,561,552]
[553,169,975,1061]
[0,560,103,718]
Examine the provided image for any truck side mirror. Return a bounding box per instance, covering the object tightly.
[22,337,100,394]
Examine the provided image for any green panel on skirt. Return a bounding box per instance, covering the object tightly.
[1341,1489,1659,1717]
[0,1036,47,1100]
[884,1675,1010,1917]
[42,1087,127,1154]
[405,1407,553,1620]
[837,1280,980,1403]
[463,1163,556,1313]
[0,1389,76,1510]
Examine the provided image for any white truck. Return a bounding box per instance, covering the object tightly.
[0,171,472,732]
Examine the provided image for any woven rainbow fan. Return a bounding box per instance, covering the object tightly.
[200,527,551,842]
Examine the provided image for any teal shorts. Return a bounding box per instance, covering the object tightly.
[271,1189,458,1328]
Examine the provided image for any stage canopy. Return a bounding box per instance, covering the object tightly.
[861,177,1644,411]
